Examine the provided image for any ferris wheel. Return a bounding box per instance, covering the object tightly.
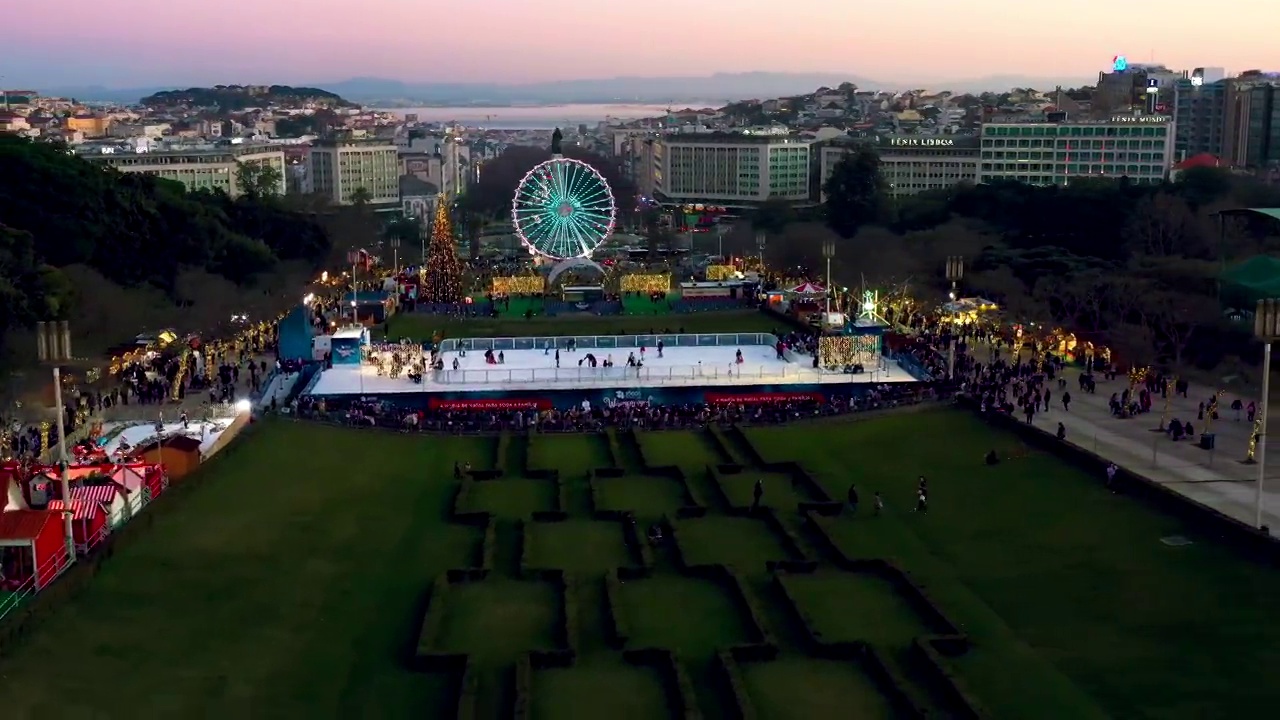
[511,157,616,260]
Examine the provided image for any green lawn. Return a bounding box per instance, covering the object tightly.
[1,411,1278,719]
[383,309,779,343]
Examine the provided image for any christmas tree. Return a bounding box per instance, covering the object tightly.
[421,195,464,303]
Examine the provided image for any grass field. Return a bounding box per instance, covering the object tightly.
[382,309,779,342]
[2,411,1279,719]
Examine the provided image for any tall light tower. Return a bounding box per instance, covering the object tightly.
[1253,299,1278,532]
[36,321,77,562]
[944,256,964,379]
[822,241,836,316]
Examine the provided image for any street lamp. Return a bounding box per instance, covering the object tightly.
[822,241,836,316]
[944,256,965,379]
[36,321,76,563]
[390,236,401,274]
[1252,299,1278,531]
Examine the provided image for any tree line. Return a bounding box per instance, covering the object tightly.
[0,135,332,352]
[758,148,1280,374]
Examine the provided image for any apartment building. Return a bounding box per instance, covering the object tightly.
[1174,77,1229,160]
[310,138,399,207]
[977,115,1175,185]
[82,145,287,196]
[652,133,812,208]
[820,135,979,199]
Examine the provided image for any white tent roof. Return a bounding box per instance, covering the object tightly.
[4,477,29,511]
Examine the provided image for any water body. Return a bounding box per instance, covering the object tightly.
[376,102,724,129]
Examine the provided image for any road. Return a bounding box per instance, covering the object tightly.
[980,345,1280,531]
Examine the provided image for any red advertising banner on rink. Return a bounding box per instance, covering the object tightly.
[428,397,552,411]
[704,391,824,405]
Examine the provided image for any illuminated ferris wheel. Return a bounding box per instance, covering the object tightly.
[511,156,616,260]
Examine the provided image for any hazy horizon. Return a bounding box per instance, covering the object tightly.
[5,0,1275,88]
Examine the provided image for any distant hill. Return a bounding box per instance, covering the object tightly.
[48,72,1095,107]
[139,84,358,110]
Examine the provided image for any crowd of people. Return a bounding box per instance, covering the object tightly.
[293,384,930,434]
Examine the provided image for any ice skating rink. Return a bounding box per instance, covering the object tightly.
[305,343,915,396]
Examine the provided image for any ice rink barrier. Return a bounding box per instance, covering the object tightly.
[438,332,779,353]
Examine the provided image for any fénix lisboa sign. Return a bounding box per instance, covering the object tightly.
[882,137,956,147]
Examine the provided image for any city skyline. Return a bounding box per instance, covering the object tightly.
[3,0,1276,88]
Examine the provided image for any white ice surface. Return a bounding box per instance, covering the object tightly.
[306,345,914,396]
[99,419,236,458]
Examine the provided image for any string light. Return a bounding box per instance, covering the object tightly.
[421,195,464,304]
[619,274,671,293]
[492,276,545,295]
[705,265,735,281]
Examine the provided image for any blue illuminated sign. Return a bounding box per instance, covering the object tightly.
[1113,55,1128,72]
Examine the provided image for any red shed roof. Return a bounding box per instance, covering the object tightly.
[0,509,56,541]
[1175,153,1220,170]
[47,499,100,520]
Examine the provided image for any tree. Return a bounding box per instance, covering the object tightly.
[823,149,886,239]
[1126,193,1202,257]
[236,161,283,200]
[750,196,794,236]
[349,187,373,208]
[1139,289,1219,368]
[421,199,464,303]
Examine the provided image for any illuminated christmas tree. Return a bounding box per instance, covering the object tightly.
[421,195,464,303]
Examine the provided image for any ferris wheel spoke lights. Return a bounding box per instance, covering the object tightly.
[512,156,616,260]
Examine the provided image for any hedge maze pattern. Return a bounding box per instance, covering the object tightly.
[414,427,989,719]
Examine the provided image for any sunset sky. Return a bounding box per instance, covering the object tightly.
[5,0,1275,87]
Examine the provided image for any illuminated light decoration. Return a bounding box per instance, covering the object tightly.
[1113,55,1128,72]
[512,157,616,260]
[705,264,735,281]
[422,195,464,304]
[491,275,546,295]
[620,273,671,294]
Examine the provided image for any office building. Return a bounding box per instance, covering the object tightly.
[82,145,287,196]
[653,134,812,208]
[977,115,1175,185]
[820,135,979,199]
[1223,73,1280,170]
[1174,77,1229,160]
[310,138,399,207]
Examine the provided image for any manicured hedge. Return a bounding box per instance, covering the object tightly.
[480,518,498,575]
[512,654,534,719]
[801,516,989,717]
[604,428,626,468]
[618,511,657,571]
[455,657,481,720]
[415,574,452,659]
[603,569,630,648]
[630,430,711,515]
[714,649,759,720]
[622,647,703,720]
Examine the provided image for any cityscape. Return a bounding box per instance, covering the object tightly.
[2,29,1280,720]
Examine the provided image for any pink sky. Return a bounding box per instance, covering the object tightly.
[5,0,1275,87]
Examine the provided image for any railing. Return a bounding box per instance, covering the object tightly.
[434,362,800,386]
[439,332,780,353]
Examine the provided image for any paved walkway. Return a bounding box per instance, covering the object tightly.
[981,345,1280,531]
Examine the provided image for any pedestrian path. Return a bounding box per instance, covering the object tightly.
[976,343,1280,531]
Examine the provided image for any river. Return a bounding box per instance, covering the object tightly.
[374,102,725,129]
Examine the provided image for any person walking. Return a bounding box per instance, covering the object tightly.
[847,483,859,515]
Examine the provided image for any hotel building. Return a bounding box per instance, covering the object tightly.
[820,135,980,200]
[309,138,400,207]
[82,145,287,197]
[652,134,812,208]
[977,115,1175,185]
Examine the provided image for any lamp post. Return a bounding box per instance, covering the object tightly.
[822,241,836,316]
[36,321,76,563]
[390,236,401,274]
[944,256,964,380]
[1253,299,1279,531]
